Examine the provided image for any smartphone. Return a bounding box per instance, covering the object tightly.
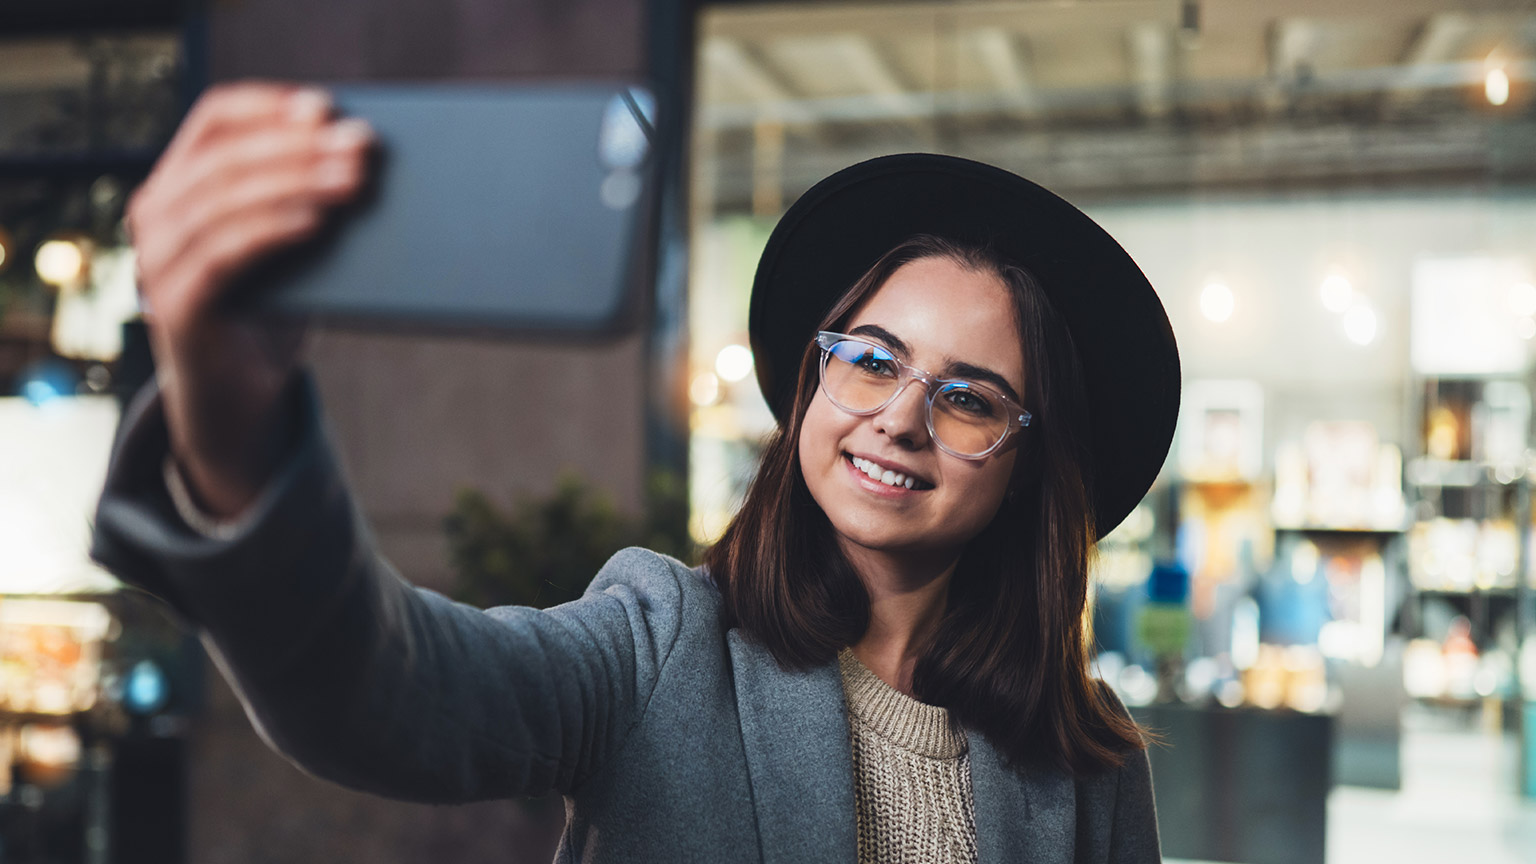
[236,83,657,334]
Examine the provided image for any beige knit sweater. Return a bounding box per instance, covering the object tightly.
[837,648,978,864]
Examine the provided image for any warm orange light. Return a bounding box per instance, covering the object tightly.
[1486,67,1510,107]
[34,238,87,287]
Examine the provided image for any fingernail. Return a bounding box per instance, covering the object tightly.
[287,88,331,121]
[321,118,373,152]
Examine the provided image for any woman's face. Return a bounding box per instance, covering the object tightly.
[798,255,1027,564]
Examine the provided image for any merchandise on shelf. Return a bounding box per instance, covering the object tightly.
[0,599,111,716]
[1271,422,1406,531]
[1408,518,1520,591]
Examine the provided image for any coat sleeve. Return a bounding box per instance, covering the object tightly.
[90,374,691,803]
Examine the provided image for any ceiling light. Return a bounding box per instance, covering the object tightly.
[715,344,754,383]
[1486,67,1510,107]
[1320,273,1353,314]
[1199,280,1233,323]
[1343,301,1377,346]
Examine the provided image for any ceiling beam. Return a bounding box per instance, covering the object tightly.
[968,27,1041,120]
[701,37,817,127]
[1401,12,1475,67]
[828,34,917,119]
[1128,22,1174,120]
[1381,13,1477,114]
[1261,18,1322,113]
[699,57,1536,131]
[703,117,1536,208]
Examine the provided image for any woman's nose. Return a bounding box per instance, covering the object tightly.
[871,380,931,448]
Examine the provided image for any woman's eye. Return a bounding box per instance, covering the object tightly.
[943,386,995,416]
[852,350,896,376]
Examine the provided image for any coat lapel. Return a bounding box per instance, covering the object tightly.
[726,629,1078,864]
[968,729,1076,864]
[727,630,858,864]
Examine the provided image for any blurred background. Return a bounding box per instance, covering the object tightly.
[2,0,1535,862]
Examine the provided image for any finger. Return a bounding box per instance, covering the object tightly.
[132,119,319,253]
[160,118,371,221]
[156,205,322,323]
[135,122,372,284]
[168,141,366,258]
[163,82,330,168]
[138,84,332,238]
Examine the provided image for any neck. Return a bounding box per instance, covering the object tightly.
[842,540,959,698]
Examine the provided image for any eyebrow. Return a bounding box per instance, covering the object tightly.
[847,324,1024,405]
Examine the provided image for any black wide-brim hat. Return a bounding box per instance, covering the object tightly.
[748,153,1181,538]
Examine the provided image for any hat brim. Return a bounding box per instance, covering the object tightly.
[748,153,1181,538]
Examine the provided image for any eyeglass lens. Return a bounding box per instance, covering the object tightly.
[821,339,1009,456]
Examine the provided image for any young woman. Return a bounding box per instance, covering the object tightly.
[93,84,1179,863]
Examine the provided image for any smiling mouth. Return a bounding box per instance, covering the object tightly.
[845,454,934,490]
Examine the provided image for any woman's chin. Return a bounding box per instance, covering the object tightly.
[830,521,954,562]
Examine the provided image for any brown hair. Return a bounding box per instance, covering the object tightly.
[704,234,1143,774]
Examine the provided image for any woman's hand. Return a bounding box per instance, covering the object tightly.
[126,82,374,519]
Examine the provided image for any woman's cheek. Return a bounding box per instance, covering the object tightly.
[797,397,839,503]
[948,457,1015,539]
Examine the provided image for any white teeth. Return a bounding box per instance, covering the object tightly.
[850,456,916,489]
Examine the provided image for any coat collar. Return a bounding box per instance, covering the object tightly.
[725,631,1075,864]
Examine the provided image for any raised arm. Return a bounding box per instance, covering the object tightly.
[95,81,693,803]
[93,373,691,802]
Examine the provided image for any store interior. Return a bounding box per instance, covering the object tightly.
[2,0,1536,862]
[686,2,1536,863]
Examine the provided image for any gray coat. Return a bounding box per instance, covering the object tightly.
[91,377,1161,863]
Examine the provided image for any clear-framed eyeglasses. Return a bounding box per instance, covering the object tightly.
[814,331,1033,460]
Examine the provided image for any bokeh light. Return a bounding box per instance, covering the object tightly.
[34,238,86,287]
[1485,67,1510,107]
[1343,301,1378,346]
[714,344,754,382]
[1320,273,1354,314]
[1199,280,1234,323]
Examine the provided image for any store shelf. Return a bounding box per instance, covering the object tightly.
[1274,525,1405,536]
[1413,584,1523,590]
[1408,457,1528,489]
[1415,586,1520,595]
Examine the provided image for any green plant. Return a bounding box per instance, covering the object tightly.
[444,469,697,610]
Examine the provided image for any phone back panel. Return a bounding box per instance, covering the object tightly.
[252,83,654,332]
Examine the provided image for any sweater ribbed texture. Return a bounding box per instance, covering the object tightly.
[838,648,978,864]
